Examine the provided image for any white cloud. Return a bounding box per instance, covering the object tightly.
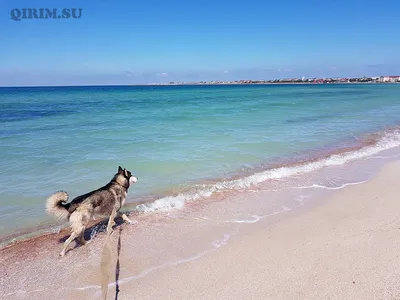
[156,72,168,77]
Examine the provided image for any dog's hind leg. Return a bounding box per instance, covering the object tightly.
[71,210,90,246]
[60,210,90,257]
[60,232,78,257]
[78,232,87,245]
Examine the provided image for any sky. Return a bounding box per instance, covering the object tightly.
[1,0,400,86]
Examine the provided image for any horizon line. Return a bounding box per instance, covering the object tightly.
[0,75,399,88]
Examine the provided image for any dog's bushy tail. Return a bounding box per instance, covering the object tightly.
[46,191,70,220]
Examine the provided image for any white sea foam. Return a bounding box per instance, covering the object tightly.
[294,194,308,206]
[3,288,50,298]
[212,233,231,248]
[295,180,368,190]
[365,153,400,160]
[135,129,400,213]
[234,215,264,224]
[51,226,62,234]
[232,206,291,224]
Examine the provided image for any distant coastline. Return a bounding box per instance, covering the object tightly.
[1,76,400,88]
[146,75,400,86]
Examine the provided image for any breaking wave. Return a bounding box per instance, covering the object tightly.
[135,128,400,213]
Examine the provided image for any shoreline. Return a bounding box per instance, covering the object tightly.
[1,125,400,247]
[2,149,400,299]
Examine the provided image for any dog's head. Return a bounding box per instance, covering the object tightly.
[117,166,138,188]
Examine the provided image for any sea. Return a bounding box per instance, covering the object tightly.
[1,83,400,244]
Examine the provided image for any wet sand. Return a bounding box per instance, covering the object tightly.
[118,160,400,300]
[2,159,400,299]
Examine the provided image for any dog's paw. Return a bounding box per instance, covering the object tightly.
[121,214,137,225]
[127,219,137,225]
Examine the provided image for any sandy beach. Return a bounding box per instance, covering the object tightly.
[2,159,400,300]
[2,0,400,298]
[113,160,400,300]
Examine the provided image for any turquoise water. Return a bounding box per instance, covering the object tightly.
[1,84,400,238]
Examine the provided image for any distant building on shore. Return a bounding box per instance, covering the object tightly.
[379,76,400,83]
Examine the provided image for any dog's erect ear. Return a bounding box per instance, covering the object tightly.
[118,166,123,173]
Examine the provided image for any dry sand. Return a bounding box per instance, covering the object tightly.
[2,160,400,299]
[112,160,400,300]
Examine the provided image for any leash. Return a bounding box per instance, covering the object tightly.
[100,206,118,300]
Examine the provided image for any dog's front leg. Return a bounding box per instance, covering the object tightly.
[106,207,118,235]
[119,212,136,224]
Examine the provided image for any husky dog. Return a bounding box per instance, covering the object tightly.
[46,166,138,257]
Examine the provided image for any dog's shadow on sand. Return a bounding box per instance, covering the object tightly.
[58,216,127,245]
[58,217,125,299]
[115,227,122,300]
